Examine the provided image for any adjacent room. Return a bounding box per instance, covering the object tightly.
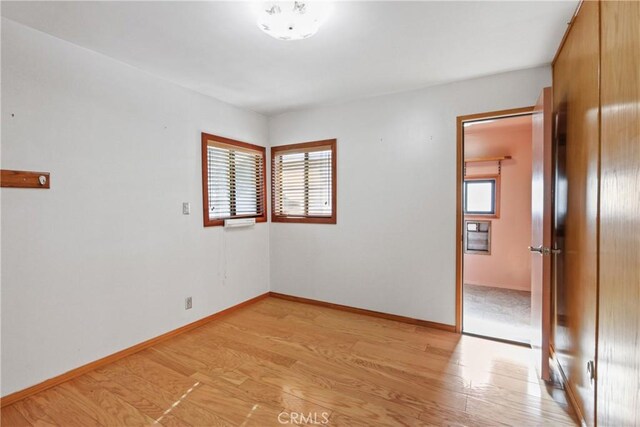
[1,1,638,426]
[462,114,533,344]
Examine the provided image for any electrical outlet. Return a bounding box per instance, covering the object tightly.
[182,202,191,215]
[185,297,192,310]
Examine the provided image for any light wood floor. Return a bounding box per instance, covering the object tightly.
[1,297,577,426]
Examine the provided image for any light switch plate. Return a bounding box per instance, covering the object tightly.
[182,202,190,215]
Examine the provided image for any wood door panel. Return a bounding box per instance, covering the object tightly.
[531,87,552,381]
[597,1,640,425]
[552,1,600,425]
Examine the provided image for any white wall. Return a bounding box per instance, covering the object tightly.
[269,66,551,326]
[1,15,553,396]
[0,19,269,396]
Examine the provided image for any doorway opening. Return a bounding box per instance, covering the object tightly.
[456,108,534,345]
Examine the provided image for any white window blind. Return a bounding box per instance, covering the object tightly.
[273,145,333,218]
[207,141,264,221]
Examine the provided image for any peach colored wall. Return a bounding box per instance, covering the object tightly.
[464,116,532,291]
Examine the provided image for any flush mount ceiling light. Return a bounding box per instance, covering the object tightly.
[257,1,332,41]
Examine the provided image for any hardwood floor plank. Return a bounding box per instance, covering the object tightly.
[212,312,476,398]
[57,376,156,426]
[141,347,199,377]
[84,370,191,427]
[182,382,284,426]
[466,381,572,416]
[192,371,332,418]
[466,395,577,426]
[8,398,58,426]
[95,362,233,426]
[290,358,467,413]
[468,370,562,400]
[25,388,102,427]
[329,411,381,427]
[201,300,576,422]
[151,337,246,380]
[186,327,298,368]
[418,406,511,427]
[311,310,428,337]
[219,310,359,351]
[288,361,469,425]
[353,339,539,386]
[0,404,32,427]
[213,321,473,399]
[121,347,285,425]
[233,351,441,426]
[114,353,197,396]
[1,297,576,426]
[252,298,327,320]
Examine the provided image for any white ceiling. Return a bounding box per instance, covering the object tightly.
[1,1,577,116]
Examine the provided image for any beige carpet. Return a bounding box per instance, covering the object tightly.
[463,283,531,344]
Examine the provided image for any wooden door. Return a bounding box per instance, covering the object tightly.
[597,1,640,425]
[530,87,552,381]
[552,1,599,425]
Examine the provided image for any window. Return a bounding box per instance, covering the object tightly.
[201,133,266,227]
[464,177,499,216]
[272,139,336,224]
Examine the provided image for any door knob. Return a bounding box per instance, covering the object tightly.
[528,246,562,255]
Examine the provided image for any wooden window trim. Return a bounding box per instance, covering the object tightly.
[271,139,337,224]
[463,174,501,219]
[201,132,267,227]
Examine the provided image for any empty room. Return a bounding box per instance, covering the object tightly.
[1,1,638,426]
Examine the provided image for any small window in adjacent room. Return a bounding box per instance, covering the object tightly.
[201,133,267,227]
[272,139,337,224]
[464,177,498,216]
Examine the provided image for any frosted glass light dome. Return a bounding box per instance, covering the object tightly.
[257,1,332,41]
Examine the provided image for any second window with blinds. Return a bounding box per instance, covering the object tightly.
[271,139,337,224]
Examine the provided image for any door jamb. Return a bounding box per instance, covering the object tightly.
[455,106,535,333]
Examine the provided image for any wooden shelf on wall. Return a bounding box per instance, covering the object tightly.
[1,169,50,189]
[464,155,512,163]
[463,156,512,176]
